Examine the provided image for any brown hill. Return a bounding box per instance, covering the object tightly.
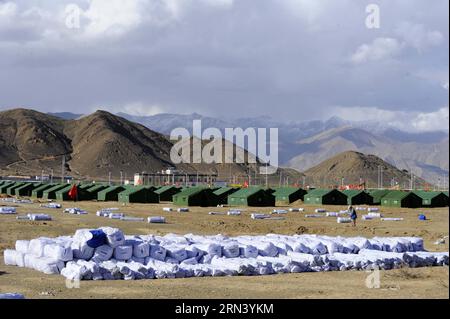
[0,108,301,183]
[303,151,429,189]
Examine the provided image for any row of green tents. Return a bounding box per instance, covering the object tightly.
[304,188,449,208]
[0,180,448,208]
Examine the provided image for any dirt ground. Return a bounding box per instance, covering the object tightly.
[0,199,448,299]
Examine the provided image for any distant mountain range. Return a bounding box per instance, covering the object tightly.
[115,112,449,185]
[0,109,301,183]
[43,110,449,185]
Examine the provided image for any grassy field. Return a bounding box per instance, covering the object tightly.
[0,198,448,299]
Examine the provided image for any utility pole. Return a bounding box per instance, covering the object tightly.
[265,163,268,189]
[41,170,44,183]
[61,156,65,183]
[50,169,54,184]
[108,172,111,185]
[120,171,123,185]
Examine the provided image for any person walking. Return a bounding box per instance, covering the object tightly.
[349,205,357,227]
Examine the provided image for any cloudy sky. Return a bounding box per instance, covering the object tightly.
[0,0,448,131]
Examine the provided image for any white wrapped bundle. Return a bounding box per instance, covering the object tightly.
[4,249,18,266]
[44,244,73,262]
[163,207,173,212]
[33,257,64,274]
[337,217,352,223]
[362,215,375,220]
[0,293,25,299]
[222,242,240,258]
[254,241,278,257]
[148,216,166,224]
[272,209,288,214]
[305,214,325,218]
[29,238,54,257]
[41,203,61,209]
[326,212,339,217]
[133,242,150,258]
[71,240,95,260]
[114,245,133,261]
[29,214,52,221]
[368,207,379,212]
[315,209,327,213]
[210,257,256,276]
[368,212,383,218]
[227,210,241,216]
[14,199,32,204]
[289,208,304,212]
[339,210,349,214]
[194,243,222,257]
[185,245,203,259]
[24,254,37,268]
[61,261,88,280]
[298,237,328,255]
[251,213,270,220]
[166,245,188,262]
[76,260,102,280]
[381,218,403,221]
[92,245,114,262]
[15,240,30,254]
[109,213,124,219]
[64,208,87,215]
[355,207,366,211]
[149,245,167,261]
[287,251,323,269]
[177,208,189,213]
[120,216,144,222]
[101,227,125,248]
[256,256,293,273]
[0,207,16,214]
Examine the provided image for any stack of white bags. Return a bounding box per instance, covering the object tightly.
[4,227,448,281]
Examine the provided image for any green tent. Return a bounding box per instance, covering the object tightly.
[272,187,307,205]
[412,191,448,208]
[213,187,240,205]
[97,186,126,201]
[304,189,348,205]
[172,187,219,207]
[155,185,182,201]
[83,184,109,200]
[367,189,391,205]
[228,187,275,207]
[118,186,159,204]
[32,184,56,198]
[6,182,26,196]
[342,190,373,205]
[0,182,15,194]
[381,191,422,208]
[42,184,68,200]
[55,184,76,201]
[15,183,43,197]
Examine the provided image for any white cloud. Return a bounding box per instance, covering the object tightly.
[82,0,144,38]
[104,102,165,117]
[396,22,444,52]
[330,106,449,132]
[0,2,16,16]
[412,107,449,132]
[351,37,403,64]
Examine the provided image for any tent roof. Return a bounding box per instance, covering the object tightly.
[272,187,303,196]
[305,189,336,197]
[413,191,447,200]
[382,191,413,200]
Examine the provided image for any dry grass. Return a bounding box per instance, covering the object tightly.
[0,200,448,299]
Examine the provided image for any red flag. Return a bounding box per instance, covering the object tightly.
[243,181,249,188]
[68,185,78,201]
